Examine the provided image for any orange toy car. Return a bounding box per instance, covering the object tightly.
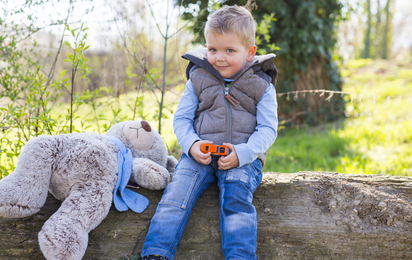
[200,144,230,156]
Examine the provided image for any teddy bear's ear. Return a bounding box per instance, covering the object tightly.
[123,121,154,151]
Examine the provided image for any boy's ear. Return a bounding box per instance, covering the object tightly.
[246,45,257,62]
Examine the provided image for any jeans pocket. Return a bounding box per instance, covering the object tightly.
[159,168,198,209]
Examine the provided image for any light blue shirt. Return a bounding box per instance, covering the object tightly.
[173,79,278,167]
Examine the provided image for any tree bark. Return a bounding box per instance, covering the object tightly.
[381,0,391,59]
[374,0,381,57]
[1,172,412,259]
[362,0,372,59]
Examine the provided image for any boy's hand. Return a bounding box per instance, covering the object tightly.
[218,143,239,170]
[190,140,213,165]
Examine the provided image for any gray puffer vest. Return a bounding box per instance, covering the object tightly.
[182,48,278,155]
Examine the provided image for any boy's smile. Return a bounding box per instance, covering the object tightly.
[206,31,256,79]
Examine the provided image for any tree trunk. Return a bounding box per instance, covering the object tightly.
[374,0,381,58]
[362,0,372,59]
[1,172,412,259]
[381,0,391,59]
[277,57,345,126]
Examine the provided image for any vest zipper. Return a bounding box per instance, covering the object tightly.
[224,85,232,144]
[223,64,257,144]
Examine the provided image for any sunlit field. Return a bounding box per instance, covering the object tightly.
[265,59,412,176]
[2,59,412,177]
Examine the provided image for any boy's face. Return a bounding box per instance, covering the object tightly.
[206,31,256,79]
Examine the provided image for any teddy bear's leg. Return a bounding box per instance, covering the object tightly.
[38,180,113,260]
[0,136,57,218]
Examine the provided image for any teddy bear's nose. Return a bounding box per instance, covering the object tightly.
[141,120,151,132]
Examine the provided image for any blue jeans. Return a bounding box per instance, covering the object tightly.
[141,154,263,260]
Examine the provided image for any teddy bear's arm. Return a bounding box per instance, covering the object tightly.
[166,155,178,174]
[131,158,172,190]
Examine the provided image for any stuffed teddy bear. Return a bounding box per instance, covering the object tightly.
[0,120,177,260]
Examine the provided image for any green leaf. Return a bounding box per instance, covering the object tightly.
[59,70,67,79]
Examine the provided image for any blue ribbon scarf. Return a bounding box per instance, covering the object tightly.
[108,136,149,213]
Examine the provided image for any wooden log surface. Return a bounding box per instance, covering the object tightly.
[1,171,412,260]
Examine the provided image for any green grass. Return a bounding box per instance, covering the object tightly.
[264,58,412,176]
[264,125,349,173]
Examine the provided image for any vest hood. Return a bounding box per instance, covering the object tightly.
[182,48,278,87]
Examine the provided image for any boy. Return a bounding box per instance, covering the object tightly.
[142,4,278,260]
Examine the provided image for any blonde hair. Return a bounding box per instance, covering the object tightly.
[204,5,256,48]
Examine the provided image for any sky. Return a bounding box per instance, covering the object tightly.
[1,0,183,50]
[391,0,412,53]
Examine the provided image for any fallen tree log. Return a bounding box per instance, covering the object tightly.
[1,172,412,259]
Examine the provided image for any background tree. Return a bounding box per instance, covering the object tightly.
[380,0,392,59]
[358,0,393,59]
[109,0,191,135]
[179,0,346,126]
[361,0,372,58]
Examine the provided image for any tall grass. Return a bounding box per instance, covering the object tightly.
[265,59,412,176]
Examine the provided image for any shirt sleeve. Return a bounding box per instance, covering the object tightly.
[233,83,278,167]
[173,80,201,157]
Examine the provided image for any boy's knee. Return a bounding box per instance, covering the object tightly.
[159,169,198,209]
[225,167,250,183]
[223,160,262,192]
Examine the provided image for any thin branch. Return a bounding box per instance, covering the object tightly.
[279,111,307,124]
[277,89,350,97]
[46,1,72,87]
[110,8,161,103]
[145,0,166,39]
[144,0,197,40]
[167,18,195,39]
[13,20,81,44]
[277,89,412,102]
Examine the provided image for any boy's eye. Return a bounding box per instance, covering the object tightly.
[227,49,234,53]
[209,48,217,52]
